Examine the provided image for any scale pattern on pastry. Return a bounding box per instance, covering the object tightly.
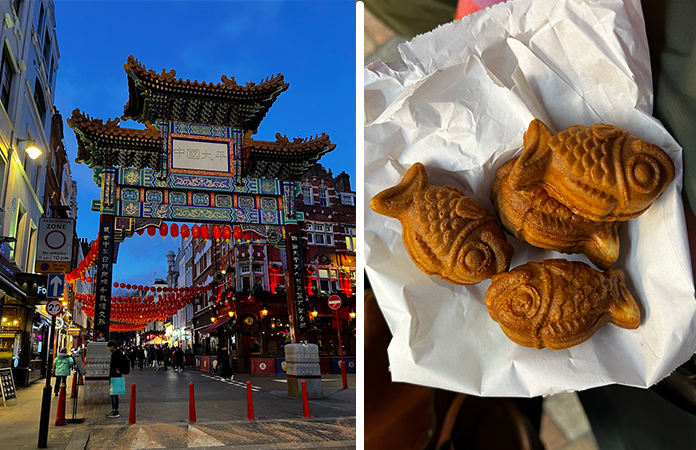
[491,159,621,270]
[485,259,641,350]
[508,119,675,222]
[370,163,514,285]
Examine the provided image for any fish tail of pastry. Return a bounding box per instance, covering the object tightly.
[605,269,641,329]
[370,163,429,218]
[585,225,621,270]
[508,119,554,190]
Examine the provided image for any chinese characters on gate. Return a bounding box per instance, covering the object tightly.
[171,137,230,173]
[289,234,309,333]
[94,220,114,342]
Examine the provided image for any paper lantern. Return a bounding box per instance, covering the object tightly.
[120,283,126,289]
[212,225,221,242]
[192,225,200,240]
[244,231,252,242]
[201,225,210,241]
[136,229,144,236]
[86,277,93,283]
[126,284,132,290]
[222,226,231,242]
[233,226,242,241]
[147,227,156,237]
[170,223,179,238]
[181,224,190,240]
[113,282,119,288]
[160,223,168,238]
[138,285,143,291]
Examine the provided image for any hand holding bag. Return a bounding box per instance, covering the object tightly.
[110,377,125,395]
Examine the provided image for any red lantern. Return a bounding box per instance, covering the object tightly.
[126,284,132,290]
[192,225,200,240]
[233,226,242,241]
[170,223,179,238]
[136,229,144,236]
[212,225,221,242]
[120,283,126,289]
[160,223,168,238]
[222,226,231,242]
[201,225,210,241]
[181,224,190,240]
[86,277,93,283]
[138,285,143,291]
[147,227,156,237]
[113,282,119,288]
[244,231,252,242]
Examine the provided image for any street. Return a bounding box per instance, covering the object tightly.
[0,368,356,450]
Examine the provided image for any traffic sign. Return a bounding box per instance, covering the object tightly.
[35,218,75,273]
[45,299,62,316]
[327,295,342,310]
[46,274,65,298]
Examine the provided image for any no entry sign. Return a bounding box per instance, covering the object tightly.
[327,295,342,310]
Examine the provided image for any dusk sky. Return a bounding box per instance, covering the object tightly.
[52,1,357,286]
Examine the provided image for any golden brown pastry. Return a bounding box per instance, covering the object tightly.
[491,159,621,270]
[370,163,514,285]
[508,119,675,222]
[485,259,641,350]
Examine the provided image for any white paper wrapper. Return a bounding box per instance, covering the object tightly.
[364,0,696,397]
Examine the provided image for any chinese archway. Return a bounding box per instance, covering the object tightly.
[68,55,336,344]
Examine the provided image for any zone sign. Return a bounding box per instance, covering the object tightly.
[45,299,62,317]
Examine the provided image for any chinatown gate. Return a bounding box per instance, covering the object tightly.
[69,56,336,401]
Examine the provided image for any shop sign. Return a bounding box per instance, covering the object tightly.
[35,218,75,273]
[67,328,80,336]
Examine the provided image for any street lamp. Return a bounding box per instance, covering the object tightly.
[18,138,42,160]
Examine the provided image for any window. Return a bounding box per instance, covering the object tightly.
[302,184,313,205]
[306,222,333,246]
[38,4,45,32]
[240,264,250,275]
[1,47,14,111]
[34,79,46,123]
[307,233,313,244]
[340,193,355,206]
[42,28,51,66]
[345,226,356,251]
[318,185,328,206]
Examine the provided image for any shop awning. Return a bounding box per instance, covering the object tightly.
[198,316,231,334]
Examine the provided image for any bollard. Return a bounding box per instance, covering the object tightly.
[341,360,348,389]
[246,381,255,420]
[129,383,136,424]
[55,384,66,426]
[189,382,196,423]
[70,375,77,399]
[301,380,310,418]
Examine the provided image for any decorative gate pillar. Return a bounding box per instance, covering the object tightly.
[84,168,116,404]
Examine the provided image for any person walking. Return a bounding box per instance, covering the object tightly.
[107,340,127,418]
[147,345,155,369]
[217,347,233,381]
[156,345,163,371]
[129,346,137,370]
[137,346,145,370]
[53,348,73,397]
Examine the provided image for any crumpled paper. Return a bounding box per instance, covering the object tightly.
[364,0,696,397]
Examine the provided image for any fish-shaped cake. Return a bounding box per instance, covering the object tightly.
[370,163,514,285]
[485,259,641,350]
[491,159,621,270]
[508,119,675,222]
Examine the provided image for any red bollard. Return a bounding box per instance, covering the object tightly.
[341,360,348,389]
[301,380,310,418]
[70,374,77,399]
[128,383,136,424]
[55,383,66,426]
[189,382,196,423]
[246,381,255,420]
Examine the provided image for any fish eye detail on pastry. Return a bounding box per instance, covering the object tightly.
[370,163,514,285]
[626,153,661,194]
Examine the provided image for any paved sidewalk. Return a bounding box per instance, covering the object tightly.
[0,370,355,450]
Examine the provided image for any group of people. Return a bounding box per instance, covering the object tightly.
[122,343,188,372]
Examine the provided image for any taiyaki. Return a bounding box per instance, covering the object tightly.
[508,119,675,222]
[485,259,641,350]
[370,163,514,285]
[492,159,621,270]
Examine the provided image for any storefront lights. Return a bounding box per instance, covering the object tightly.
[261,308,268,317]
[228,311,234,317]
[349,311,356,319]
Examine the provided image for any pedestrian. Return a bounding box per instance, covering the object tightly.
[173,346,184,372]
[217,347,233,381]
[107,340,127,418]
[163,345,171,371]
[53,348,73,397]
[156,345,163,370]
[129,346,137,369]
[137,346,145,370]
[147,345,155,368]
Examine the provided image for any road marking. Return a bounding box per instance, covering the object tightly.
[201,374,261,391]
[187,424,225,447]
[131,427,165,449]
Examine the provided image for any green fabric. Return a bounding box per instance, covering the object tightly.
[363,0,458,39]
[54,354,73,377]
[642,0,696,213]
